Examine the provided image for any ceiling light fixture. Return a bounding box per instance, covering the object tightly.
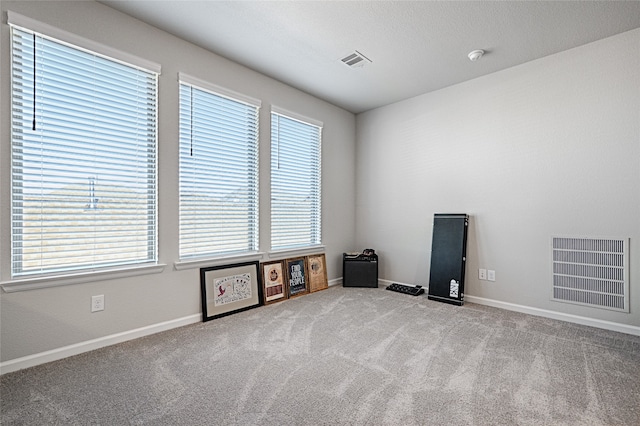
[468,49,485,61]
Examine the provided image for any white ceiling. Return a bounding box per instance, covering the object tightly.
[100,1,640,114]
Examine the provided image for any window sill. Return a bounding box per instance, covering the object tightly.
[1,264,166,293]
[174,252,265,271]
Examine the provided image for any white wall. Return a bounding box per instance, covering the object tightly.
[0,1,356,364]
[356,28,640,328]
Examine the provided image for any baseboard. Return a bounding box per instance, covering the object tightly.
[379,278,413,287]
[465,295,640,337]
[329,277,342,287]
[5,285,636,375]
[381,279,639,336]
[3,280,346,375]
[2,282,346,375]
[0,314,201,375]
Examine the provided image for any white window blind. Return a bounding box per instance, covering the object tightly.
[270,110,322,250]
[10,26,158,277]
[178,80,260,258]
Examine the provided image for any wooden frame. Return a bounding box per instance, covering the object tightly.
[200,261,263,322]
[261,260,288,304]
[285,257,309,298]
[307,253,328,293]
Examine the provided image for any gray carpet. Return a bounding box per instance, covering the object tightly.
[2,286,639,425]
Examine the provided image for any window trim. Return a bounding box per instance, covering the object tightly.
[178,73,261,108]
[8,11,161,74]
[271,106,323,128]
[0,264,166,293]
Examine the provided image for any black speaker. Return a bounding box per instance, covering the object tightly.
[428,214,468,306]
[343,253,378,288]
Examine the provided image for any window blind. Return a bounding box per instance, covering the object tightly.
[178,81,260,258]
[270,110,322,250]
[10,26,158,277]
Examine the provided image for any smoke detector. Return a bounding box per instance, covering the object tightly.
[468,49,485,61]
[340,50,372,68]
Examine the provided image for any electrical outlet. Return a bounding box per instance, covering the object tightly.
[479,268,487,280]
[91,295,105,312]
[487,270,496,282]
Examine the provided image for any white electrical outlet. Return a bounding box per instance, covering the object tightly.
[91,295,105,312]
[479,268,487,280]
[487,270,496,282]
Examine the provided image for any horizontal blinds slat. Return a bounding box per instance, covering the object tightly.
[11,26,157,277]
[14,36,156,101]
[179,82,259,258]
[15,134,155,153]
[270,112,321,250]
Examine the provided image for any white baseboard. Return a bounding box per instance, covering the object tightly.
[4,285,637,375]
[0,314,201,375]
[3,282,347,375]
[3,281,343,375]
[465,295,640,337]
[379,278,414,287]
[380,279,639,336]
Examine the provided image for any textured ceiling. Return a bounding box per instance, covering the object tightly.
[100,1,640,113]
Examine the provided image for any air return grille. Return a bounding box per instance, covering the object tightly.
[552,237,629,312]
[340,51,371,68]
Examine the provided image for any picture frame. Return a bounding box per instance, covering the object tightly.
[200,261,263,322]
[307,253,328,293]
[261,260,288,304]
[285,257,309,298]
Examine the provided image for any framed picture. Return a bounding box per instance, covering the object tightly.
[307,253,328,293]
[200,261,263,322]
[285,257,309,298]
[261,260,288,304]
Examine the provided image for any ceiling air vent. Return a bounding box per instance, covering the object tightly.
[340,50,371,68]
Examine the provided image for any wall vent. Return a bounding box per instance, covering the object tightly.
[551,237,629,312]
[340,50,372,68]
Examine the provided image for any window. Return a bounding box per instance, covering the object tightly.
[178,75,260,258]
[10,21,159,277]
[270,109,322,250]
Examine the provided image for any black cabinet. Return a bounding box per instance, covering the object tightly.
[427,214,468,306]
[343,253,378,288]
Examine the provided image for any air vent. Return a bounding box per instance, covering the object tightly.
[551,237,629,312]
[340,50,371,68]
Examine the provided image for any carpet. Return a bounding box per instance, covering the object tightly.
[2,286,639,425]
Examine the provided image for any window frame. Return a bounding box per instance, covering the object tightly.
[177,73,262,261]
[6,12,161,284]
[270,107,323,251]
